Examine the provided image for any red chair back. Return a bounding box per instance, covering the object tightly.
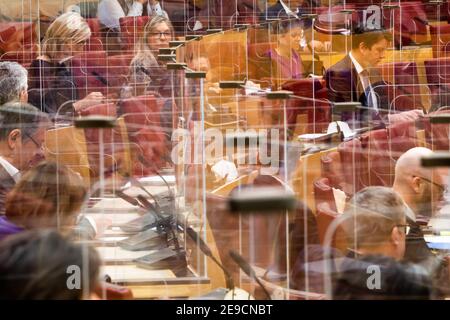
[430,24,450,58]
[315,202,347,252]
[119,16,151,51]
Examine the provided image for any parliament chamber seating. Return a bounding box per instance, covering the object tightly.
[430,24,450,59]
[282,79,331,134]
[379,61,424,112]
[424,57,450,109]
[119,16,151,53]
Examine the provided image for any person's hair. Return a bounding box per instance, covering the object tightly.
[5,161,87,230]
[333,254,432,300]
[271,18,302,35]
[351,29,392,50]
[0,102,49,142]
[41,12,91,60]
[135,15,174,56]
[0,229,100,299]
[342,186,409,249]
[0,62,28,105]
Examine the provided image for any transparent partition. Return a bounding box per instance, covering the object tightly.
[1,0,450,301]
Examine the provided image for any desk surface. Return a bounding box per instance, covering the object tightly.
[81,182,219,299]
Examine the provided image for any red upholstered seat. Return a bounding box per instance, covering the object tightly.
[315,202,347,252]
[1,48,37,66]
[0,26,16,43]
[359,128,394,187]
[424,1,448,22]
[379,62,423,112]
[106,54,134,89]
[423,107,450,151]
[382,2,428,46]
[320,151,345,190]
[119,95,166,176]
[337,138,366,195]
[387,119,419,159]
[86,18,102,39]
[282,79,331,134]
[78,103,127,178]
[119,16,151,52]
[71,51,109,98]
[119,95,160,131]
[430,24,450,59]
[314,177,337,212]
[424,58,450,108]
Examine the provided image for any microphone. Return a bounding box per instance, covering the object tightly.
[229,250,272,300]
[128,175,162,212]
[115,189,144,208]
[186,226,234,290]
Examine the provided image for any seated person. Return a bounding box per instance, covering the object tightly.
[28,12,105,116]
[337,186,447,298]
[98,0,168,31]
[0,61,28,105]
[393,147,450,292]
[341,186,411,261]
[268,19,305,83]
[0,161,98,241]
[123,15,175,99]
[0,103,49,216]
[0,230,101,299]
[334,254,432,299]
[325,28,422,127]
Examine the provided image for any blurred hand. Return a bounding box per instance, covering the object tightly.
[73,92,105,112]
[308,40,325,52]
[388,109,424,123]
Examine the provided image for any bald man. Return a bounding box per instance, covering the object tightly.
[393,147,448,221]
[393,147,449,278]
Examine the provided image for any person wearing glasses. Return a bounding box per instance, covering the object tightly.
[124,15,175,98]
[0,103,49,216]
[393,148,450,277]
[28,12,105,116]
[341,186,411,261]
[324,186,440,299]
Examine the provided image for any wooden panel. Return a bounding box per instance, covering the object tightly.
[44,125,91,185]
[291,147,337,214]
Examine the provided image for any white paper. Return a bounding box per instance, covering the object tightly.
[333,188,347,214]
[211,160,238,183]
[327,121,355,139]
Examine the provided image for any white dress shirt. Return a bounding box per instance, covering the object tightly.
[349,52,379,112]
[98,0,168,29]
[0,156,20,182]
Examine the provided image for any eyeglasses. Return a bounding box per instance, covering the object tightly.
[149,32,171,39]
[395,224,411,235]
[25,133,43,150]
[414,175,448,195]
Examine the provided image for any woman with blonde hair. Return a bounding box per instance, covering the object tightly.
[28,12,105,115]
[0,161,91,240]
[124,15,175,98]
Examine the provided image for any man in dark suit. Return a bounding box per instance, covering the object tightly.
[0,103,48,215]
[325,29,393,126]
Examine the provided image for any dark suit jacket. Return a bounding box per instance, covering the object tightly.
[404,217,434,265]
[404,216,450,297]
[325,55,385,125]
[0,165,15,216]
